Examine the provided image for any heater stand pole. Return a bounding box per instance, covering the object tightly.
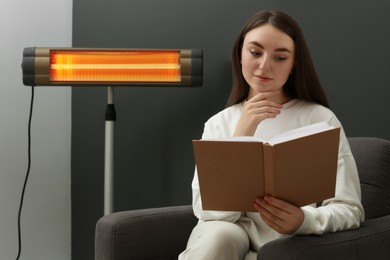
[104,86,116,215]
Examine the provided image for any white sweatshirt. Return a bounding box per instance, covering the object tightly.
[191,99,365,250]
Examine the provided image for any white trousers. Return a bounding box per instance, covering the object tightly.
[178,221,257,260]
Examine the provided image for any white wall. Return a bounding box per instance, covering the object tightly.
[0,0,71,259]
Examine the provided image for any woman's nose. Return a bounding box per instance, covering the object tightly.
[258,56,271,71]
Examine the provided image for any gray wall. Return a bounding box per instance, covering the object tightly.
[0,0,71,259]
[72,0,390,259]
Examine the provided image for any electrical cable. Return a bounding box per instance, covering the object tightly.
[16,86,35,260]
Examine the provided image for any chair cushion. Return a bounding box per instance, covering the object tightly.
[348,137,390,219]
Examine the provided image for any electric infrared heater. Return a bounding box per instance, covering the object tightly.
[22,47,202,87]
[22,47,203,214]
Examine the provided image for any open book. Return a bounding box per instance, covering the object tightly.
[192,122,340,211]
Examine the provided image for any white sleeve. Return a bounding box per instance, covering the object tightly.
[295,126,365,234]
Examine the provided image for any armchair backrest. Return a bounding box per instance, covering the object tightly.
[348,137,390,220]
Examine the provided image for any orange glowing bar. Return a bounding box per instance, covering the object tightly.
[49,50,181,83]
[22,47,203,87]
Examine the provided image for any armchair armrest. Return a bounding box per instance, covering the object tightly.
[95,205,197,260]
[258,215,390,260]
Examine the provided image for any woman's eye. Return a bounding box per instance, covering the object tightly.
[250,50,261,57]
[275,56,287,62]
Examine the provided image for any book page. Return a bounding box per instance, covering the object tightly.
[267,121,335,145]
[203,136,265,142]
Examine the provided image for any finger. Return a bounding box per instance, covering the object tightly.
[245,95,283,109]
[254,199,284,231]
[249,106,282,116]
[259,212,284,232]
[254,198,287,221]
[259,196,305,234]
[245,99,282,109]
[244,102,283,119]
[263,195,296,214]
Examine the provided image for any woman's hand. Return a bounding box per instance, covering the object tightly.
[254,195,304,234]
[234,92,282,136]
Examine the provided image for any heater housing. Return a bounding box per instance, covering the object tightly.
[22,47,203,87]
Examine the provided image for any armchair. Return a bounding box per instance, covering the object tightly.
[95,137,390,260]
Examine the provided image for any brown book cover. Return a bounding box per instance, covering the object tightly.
[193,123,340,212]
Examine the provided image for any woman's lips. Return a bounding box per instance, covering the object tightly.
[255,75,272,81]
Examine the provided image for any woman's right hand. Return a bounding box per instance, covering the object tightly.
[233,92,283,136]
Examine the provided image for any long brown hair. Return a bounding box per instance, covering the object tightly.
[227,10,329,108]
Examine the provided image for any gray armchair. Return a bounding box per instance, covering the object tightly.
[95,137,390,260]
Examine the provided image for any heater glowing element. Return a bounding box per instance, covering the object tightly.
[22,47,202,87]
[50,50,181,83]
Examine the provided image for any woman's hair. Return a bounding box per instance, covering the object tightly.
[227,10,329,108]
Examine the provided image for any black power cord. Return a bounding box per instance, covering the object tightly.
[16,86,35,260]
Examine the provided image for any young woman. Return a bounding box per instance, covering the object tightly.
[179,10,364,260]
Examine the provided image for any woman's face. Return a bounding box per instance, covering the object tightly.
[241,24,295,101]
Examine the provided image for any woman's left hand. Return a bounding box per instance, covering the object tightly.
[254,195,304,234]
